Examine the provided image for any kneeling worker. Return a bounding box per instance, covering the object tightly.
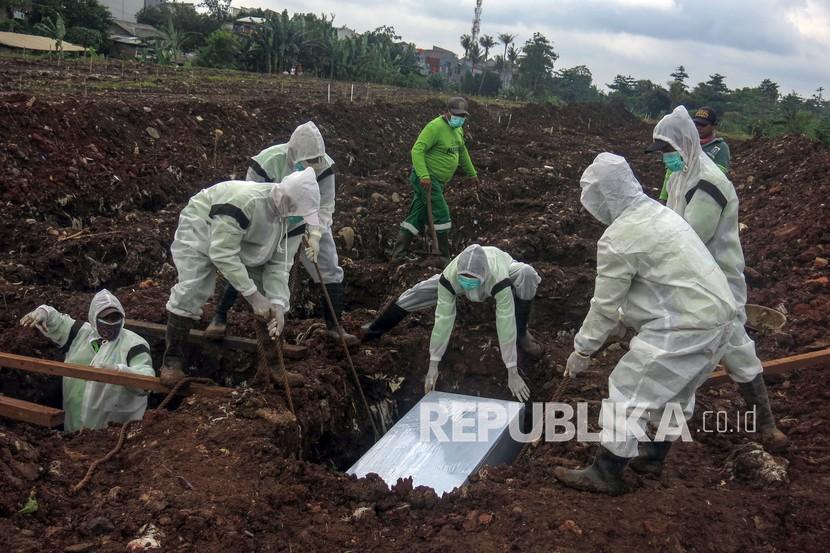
[363,244,542,401]
[20,290,154,433]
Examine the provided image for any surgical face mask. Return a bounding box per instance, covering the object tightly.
[458,275,481,291]
[662,151,685,172]
[448,115,466,128]
[286,215,304,226]
[96,316,123,342]
[294,162,306,172]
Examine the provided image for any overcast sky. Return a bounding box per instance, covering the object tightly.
[236,0,830,96]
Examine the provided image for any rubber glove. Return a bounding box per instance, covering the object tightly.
[507,367,530,402]
[305,228,322,263]
[266,305,286,339]
[424,360,439,394]
[243,290,272,320]
[20,307,49,333]
[420,177,432,188]
[565,351,591,377]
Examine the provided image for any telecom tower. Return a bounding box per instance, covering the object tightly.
[471,0,483,47]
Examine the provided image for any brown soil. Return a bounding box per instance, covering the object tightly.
[1,57,828,552]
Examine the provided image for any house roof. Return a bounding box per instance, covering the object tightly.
[0,31,85,52]
[110,20,161,40]
[235,16,266,24]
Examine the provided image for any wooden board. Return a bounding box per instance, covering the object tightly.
[0,396,64,427]
[0,353,231,397]
[705,347,830,387]
[124,319,307,359]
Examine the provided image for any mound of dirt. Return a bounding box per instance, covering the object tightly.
[1,58,828,552]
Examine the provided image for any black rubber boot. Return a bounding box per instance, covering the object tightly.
[553,446,629,496]
[205,284,238,339]
[322,283,359,347]
[160,313,193,385]
[361,302,409,342]
[739,374,789,451]
[514,297,542,358]
[436,231,451,264]
[629,441,673,476]
[391,229,415,261]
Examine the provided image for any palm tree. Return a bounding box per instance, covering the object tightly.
[34,14,66,63]
[152,19,196,65]
[498,33,516,60]
[478,34,496,61]
[460,34,472,59]
[506,44,520,66]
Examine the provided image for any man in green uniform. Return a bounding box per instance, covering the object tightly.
[391,97,479,260]
[659,106,731,202]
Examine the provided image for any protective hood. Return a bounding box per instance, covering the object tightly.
[579,153,646,225]
[456,244,489,282]
[286,121,326,166]
[87,289,125,339]
[270,167,321,227]
[652,106,704,168]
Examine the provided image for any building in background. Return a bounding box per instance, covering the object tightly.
[416,46,460,82]
[108,19,161,58]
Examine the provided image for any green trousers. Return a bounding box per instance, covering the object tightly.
[400,169,451,236]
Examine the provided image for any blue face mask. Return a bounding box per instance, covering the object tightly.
[448,115,466,128]
[286,215,304,225]
[662,151,685,172]
[458,275,481,291]
[295,162,306,172]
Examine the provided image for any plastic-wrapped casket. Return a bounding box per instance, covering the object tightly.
[347,391,525,495]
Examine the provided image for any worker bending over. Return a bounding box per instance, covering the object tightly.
[363,244,542,402]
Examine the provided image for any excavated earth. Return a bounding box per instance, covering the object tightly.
[0,58,828,552]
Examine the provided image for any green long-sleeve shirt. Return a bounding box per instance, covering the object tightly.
[411,116,477,184]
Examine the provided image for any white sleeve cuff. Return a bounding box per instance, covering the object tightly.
[240,286,259,297]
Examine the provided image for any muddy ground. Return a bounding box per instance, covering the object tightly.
[0,57,828,552]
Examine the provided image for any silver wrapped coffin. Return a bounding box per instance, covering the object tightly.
[347,391,525,495]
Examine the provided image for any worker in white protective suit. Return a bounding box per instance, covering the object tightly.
[553,153,737,495]
[19,290,154,433]
[647,106,787,451]
[162,168,320,387]
[362,244,542,401]
[205,122,358,347]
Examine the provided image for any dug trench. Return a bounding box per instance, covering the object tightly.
[1,67,829,551]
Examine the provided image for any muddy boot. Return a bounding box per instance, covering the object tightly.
[515,298,542,358]
[629,441,672,476]
[739,374,789,452]
[553,446,629,496]
[205,284,238,339]
[390,229,414,261]
[160,313,192,385]
[361,302,409,342]
[322,283,359,347]
[253,321,306,388]
[436,231,451,265]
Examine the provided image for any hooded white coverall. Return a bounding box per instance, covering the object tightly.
[166,169,320,319]
[577,153,736,458]
[653,106,762,383]
[247,122,343,284]
[32,290,154,432]
[399,244,541,371]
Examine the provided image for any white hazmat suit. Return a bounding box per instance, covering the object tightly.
[166,168,320,319]
[23,290,154,433]
[653,107,762,382]
[575,153,736,458]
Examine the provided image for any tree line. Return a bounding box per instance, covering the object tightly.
[2,0,827,145]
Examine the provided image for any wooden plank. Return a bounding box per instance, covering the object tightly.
[705,348,830,387]
[0,396,64,427]
[0,353,231,397]
[124,319,307,359]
